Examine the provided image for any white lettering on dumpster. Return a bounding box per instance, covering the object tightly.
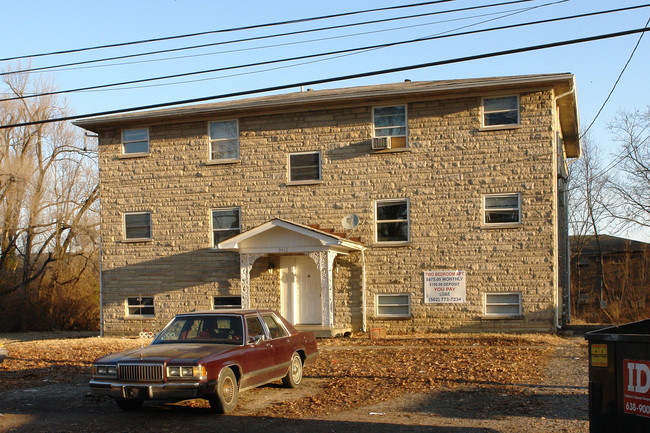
[624,359,650,418]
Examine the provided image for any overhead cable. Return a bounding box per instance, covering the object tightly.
[3,5,646,103]
[1,26,648,130]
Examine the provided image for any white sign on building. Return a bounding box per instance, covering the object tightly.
[424,270,466,304]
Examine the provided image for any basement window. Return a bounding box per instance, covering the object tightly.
[484,293,522,317]
[212,296,242,310]
[126,296,155,318]
[376,294,411,317]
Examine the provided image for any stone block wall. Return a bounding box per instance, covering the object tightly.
[97,87,562,335]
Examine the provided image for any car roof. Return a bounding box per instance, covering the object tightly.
[175,309,275,317]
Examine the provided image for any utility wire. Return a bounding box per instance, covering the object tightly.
[3,5,645,103]
[580,15,650,140]
[1,0,539,76]
[0,0,462,62]
[2,26,648,130]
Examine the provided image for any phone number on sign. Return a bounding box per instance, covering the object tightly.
[625,401,650,417]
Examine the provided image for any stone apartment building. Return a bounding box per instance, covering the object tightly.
[76,73,581,336]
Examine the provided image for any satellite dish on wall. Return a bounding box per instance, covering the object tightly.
[342,214,360,230]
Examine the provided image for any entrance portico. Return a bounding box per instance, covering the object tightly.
[218,219,366,334]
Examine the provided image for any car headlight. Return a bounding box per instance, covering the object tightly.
[93,364,118,378]
[167,365,206,379]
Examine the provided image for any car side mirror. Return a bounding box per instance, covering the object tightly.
[248,334,265,345]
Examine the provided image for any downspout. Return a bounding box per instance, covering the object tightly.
[99,236,104,337]
[554,84,576,330]
[361,249,367,333]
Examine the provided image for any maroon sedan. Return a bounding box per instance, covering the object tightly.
[89,309,318,413]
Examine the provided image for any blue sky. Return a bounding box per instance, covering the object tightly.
[2,0,649,239]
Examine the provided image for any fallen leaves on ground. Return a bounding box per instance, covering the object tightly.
[0,333,564,417]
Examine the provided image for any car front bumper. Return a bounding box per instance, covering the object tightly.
[89,379,216,401]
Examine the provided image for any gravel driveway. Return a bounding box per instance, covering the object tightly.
[0,333,588,432]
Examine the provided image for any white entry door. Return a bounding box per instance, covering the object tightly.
[280,256,321,325]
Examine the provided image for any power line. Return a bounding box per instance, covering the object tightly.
[1,0,539,76]
[2,26,648,130]
[0,0,461,62]
[4,5,645,103]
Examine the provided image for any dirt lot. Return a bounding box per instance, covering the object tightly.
[0,332,588,433]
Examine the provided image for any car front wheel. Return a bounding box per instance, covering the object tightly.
[282,352,303,388]
[209,368,238,414]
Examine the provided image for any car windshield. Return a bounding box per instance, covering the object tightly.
[154,315,244,345]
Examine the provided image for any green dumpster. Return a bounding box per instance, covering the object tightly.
[586,319,650,432]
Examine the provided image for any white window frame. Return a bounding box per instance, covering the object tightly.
[211,207,241,248]
[372,105,408,148]
[212,296,242,309]
[483,193,521,227]
[287,151,322,185]
[123,212,152,241]
[126,296,155,318]
[482,95,520,128]
[376,293,411,318]
[208,119,239,163]
[122,128,150,155]
[374,198,410,244]
[484,292,522,318]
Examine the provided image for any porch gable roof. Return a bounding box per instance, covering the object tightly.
[218,218,365,254]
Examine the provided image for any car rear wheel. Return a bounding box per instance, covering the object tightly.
[282,352,303,388]
[209,368,238,414]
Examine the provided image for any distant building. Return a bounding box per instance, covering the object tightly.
[570,235,650,321]
[75,73,581,336]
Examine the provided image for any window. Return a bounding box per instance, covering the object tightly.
[126,296,154,317]
[212,296,242,309]
[209,120,239,162]
[484,293,522,317]
[262,314,289,339]
[373,105,407,149]
[122,128,149,154]
[483,194,521,226]
[246,316,266,340]
[211,208,240,246]
[288,151,321,183]
[376,294,410,317]
[375,199,410,243]
[124,212,152,240]
[483,96,519,127]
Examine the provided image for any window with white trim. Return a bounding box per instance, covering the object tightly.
[209,120,239,161]
[376,294,411,317]
[124,212,152,240]
[483,96,519,127]
[483,193,521,226]
[288,151,321,183]
[122,128,149,154]
[211,207,240,247]
[126,296,155,317]
[212,296,242,309]
[484,292,522,317]
[375,199,410,243]
[373,105,407,149]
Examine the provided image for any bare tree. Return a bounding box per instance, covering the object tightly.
[0,67,99,329]
[608,107,650,229]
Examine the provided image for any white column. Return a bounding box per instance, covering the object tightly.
[309,251,337,328]
[240,254,262,309]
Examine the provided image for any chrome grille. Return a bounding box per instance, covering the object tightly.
[118,363,163,382]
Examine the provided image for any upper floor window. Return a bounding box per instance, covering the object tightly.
[126,296,155,318]
[373,105,407,149]
[122,128,149,154]
[482,96,519,127]
[124,212,152,240]
[209,120,239,162]
[288,151,321,184]
[375,199,410,243]
[212,207,240,247]
[483,193,521,226]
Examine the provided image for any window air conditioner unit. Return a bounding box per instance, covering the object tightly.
[372,136,391,150]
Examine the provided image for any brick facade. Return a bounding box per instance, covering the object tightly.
[80,75,580,336]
